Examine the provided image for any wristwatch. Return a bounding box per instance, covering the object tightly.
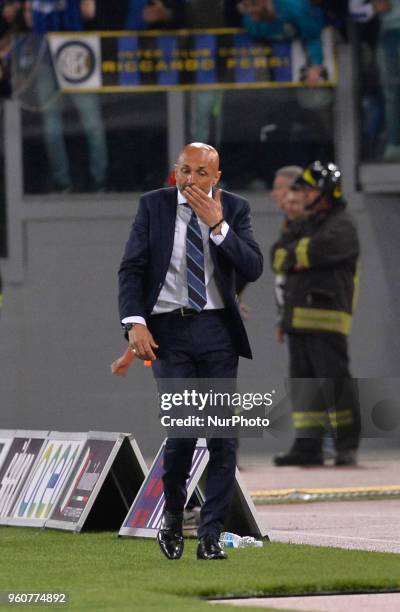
[123,323,135,333]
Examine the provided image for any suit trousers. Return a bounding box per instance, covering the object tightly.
[149,309,238,539]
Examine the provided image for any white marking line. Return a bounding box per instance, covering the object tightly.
[270,530,400,545]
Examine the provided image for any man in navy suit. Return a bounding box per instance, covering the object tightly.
[119,142,263,560]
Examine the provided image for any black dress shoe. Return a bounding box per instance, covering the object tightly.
[157,512,184,560]
[197,535,228,560]
[274,451,323,466]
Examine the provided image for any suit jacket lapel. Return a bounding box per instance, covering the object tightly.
[159,188,177,276]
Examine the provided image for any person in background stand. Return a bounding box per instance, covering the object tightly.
[183,0,238,148]
[86,0,128,30]
[373,0,400,160]
[270,166,303,343]
[23,0,108,192]
[236,0,326,86]
[0,1,27,96]
[310,0,348,38]
[349,0,383,159]
[124,0,182,30]
[271,161,361,466]
[118,142,263,560]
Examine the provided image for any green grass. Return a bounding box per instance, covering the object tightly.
[0,528,399,611]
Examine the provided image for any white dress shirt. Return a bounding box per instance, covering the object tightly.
[122,189,230,326]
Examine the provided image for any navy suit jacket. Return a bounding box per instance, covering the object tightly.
[118,187,263,359]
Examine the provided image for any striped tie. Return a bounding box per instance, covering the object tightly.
[186,210,207,311]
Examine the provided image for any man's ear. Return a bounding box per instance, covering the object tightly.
[212,171,222,186]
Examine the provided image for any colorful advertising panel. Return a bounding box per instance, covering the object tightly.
[120,440,208,538]
[0,435,14,472]
[9,434,85,526]
[47,434,148,532]
[48,438,115,525]
[0,433,47,522]
[120,439,267,539]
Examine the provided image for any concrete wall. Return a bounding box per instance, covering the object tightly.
[1,191,399,457]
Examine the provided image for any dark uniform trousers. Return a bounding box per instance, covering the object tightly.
[149,309,238,539]
[288,333,361,453]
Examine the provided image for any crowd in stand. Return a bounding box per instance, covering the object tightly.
[0,1,380,94]
[0,0,350,32]
[0,0,398,193]
[0,2,396,74]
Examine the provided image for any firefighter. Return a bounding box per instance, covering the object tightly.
[271,161,361,466]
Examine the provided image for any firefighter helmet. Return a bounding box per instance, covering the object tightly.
[293,161,343,204]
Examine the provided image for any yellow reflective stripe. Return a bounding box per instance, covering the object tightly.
[293,421,325,429]
[331,418,354,428]
[302,168,317,186]
[292,307,352,335]
[273,247,287,273]
[329,410,354,428]
[0,293,3,309]
[333,184,342,199]
[295,237,310,268]
[293,411,326,429]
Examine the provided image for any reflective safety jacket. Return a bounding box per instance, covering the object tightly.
[270,203,360,335]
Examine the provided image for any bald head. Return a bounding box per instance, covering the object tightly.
[178,142,220,168]
[175,142,221,195]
